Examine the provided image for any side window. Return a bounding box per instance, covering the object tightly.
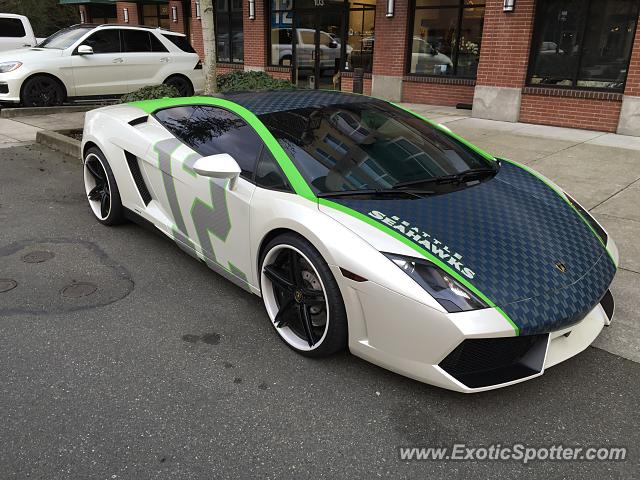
[155,105,263,180]
[82,29,120,54]
[0,18,26,38]
[123,30,151,52]
[150,34,169,52]
[161,34,196,53]
[255,148,292,192]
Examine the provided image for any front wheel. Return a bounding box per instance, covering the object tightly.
[21,75,65,107]
[260,233,348,358]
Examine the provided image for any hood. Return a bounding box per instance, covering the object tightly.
[0,48,64,63]
[319,161,616,335]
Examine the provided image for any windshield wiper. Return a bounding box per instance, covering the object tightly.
[392,167,498,189]
[317,188,433,199]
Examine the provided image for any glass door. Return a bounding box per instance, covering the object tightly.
[293,9,344,90]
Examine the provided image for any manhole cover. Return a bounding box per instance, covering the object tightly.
[22,251,55,263]
[61,282,97,298]
[0,279,17,293]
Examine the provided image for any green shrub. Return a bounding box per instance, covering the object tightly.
[119,84,180,103]
[216,70,293,93]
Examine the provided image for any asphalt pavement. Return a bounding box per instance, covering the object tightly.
[1,144,639,479]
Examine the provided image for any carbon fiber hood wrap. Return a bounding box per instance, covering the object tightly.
[328,162,616,335]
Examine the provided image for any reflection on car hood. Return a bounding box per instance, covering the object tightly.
[0,48,64,63]
[320,161,616,335]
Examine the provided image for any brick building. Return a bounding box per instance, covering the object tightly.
[65,0,640,135]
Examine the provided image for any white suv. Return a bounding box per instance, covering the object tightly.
[0,24,204,107]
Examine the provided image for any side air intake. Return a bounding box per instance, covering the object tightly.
[124,151,152,205]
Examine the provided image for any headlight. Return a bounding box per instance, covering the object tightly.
[0,62,22,73]
[384,253,487,313]
[564,192,607,244]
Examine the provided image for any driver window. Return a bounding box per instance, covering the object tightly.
[82,29,121,54]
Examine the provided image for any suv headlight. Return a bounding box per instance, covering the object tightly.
[0,62,22,73]
[384,253,487,313]
[564,192,607,244]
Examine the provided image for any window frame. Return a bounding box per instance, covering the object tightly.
[525,0,640,93]
[151,104,268,183]
[216,0,244,64]
[343,1,376,74]
[267,0,294,67]
[405,0,486,79]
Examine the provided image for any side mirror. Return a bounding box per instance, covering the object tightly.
[77,45,94,55]
[329,41,339,49]
[192,153,241,190]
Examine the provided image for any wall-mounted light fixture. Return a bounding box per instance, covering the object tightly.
[123,7,129,23]
[172,6,178,22]
[195,1,201,19]
[80,10,85,23]
[386,0,394,18]
[249,0,255,20]
[503,0,516,12]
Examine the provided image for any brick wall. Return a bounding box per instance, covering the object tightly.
[243,0,265,67]
[189,0,204,58]
[624,12,640,97]
[116,2,139,25]
[372,0,409,77]
[340,76,372,96]
[520,94,622,132]
[402,80,474,107]
[475,0,536,88]
[169,1,185,33]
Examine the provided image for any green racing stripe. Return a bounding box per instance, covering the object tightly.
[129,96,317,201]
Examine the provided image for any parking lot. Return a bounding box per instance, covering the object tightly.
[1,117,639,478]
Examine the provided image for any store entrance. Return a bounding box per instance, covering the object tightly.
[293,8,345,90]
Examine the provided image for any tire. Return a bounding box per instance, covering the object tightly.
[83,146,125,226]
[260,233,348,358]
[164,75,194,97]
[21,75,65,107]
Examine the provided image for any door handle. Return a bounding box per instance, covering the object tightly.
[160,57,170,63]
[112,58,124,63]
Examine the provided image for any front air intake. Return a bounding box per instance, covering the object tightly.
[439,334,549,389]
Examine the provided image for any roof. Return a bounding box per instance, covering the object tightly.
[221,89,377,116]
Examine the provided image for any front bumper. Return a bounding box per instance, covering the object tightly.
[0,71,24,103]
[334,264,614,393]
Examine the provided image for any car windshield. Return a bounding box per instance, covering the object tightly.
[259,101,495,194]
[37,26,94,49]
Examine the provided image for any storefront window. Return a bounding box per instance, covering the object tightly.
[345,0,375,73]
[528,0,639,90]
[143,3,170,29]
[217,0,244,63]
[409,0,485,78]
[270,0,294,66]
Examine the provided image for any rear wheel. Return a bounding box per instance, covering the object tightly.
[21,75,65,107]
[164,75,194,97]
[83,147,124,226]
[260,233,348,358]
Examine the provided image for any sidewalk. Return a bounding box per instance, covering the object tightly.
[1,104,638,362]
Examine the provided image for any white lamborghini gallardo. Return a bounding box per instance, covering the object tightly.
[81,90,619,392]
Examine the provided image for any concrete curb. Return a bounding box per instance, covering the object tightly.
[36,130,81,160]
[1,105,100,118]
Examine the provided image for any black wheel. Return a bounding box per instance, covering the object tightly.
[164,75,194,97]
[21,75,65,107]
[260,233,348,358]
[83,147,124,226]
